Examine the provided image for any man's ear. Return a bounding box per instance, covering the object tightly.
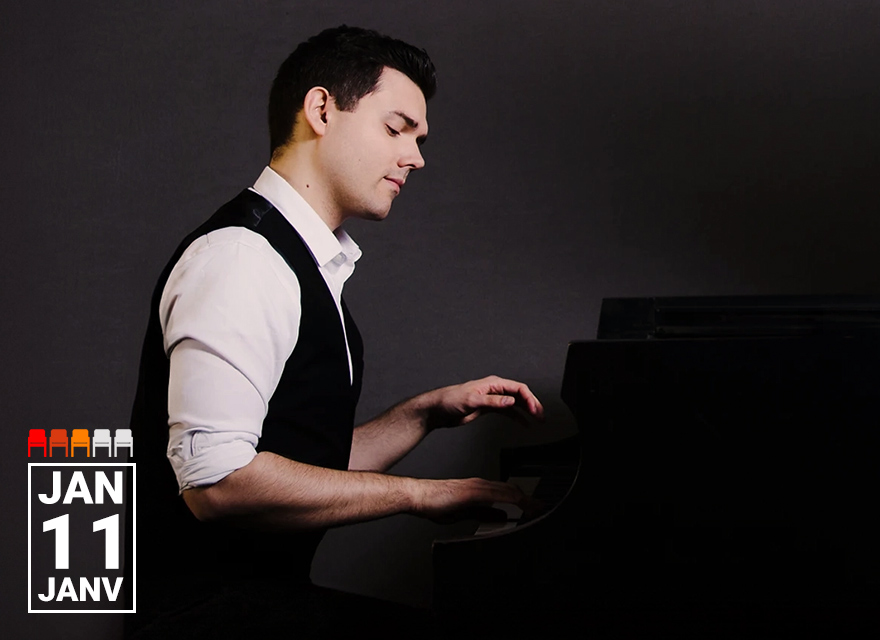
[301,86,332,136]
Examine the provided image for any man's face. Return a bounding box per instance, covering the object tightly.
[319,67,429,222]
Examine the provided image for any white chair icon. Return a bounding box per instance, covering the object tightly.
[93,429,113,457]
[115,429,133,458]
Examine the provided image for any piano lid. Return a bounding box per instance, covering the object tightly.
[597,294,880,340]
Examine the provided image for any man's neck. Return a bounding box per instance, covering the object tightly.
[269,154,343,231]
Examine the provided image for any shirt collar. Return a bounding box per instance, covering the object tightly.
[251,166,361,268]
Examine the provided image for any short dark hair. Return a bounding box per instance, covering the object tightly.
[268,25,436,158]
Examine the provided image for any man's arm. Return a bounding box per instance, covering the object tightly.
[184,376,544,530]
[348,375,544,472]
[182,450,535,530]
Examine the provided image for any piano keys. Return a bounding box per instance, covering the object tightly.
[432,295,880,638]
[472,437,578,536]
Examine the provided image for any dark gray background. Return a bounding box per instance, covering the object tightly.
[3,1,879,637]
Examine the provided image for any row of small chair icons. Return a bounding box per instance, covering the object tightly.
[28,429,133,458]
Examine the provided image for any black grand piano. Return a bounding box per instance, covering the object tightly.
[433,295,880,638]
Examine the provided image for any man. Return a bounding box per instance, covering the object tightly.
[126,25,542,638]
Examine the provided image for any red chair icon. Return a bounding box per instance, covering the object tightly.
[49,429,69,457]
[28,429,47,457]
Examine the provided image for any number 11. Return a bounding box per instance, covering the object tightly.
[42,514,120,570]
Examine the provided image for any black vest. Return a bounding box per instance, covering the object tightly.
[127,189,364,615]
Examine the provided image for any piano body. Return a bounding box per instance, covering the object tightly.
[432,295,880,638]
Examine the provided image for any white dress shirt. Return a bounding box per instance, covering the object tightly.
[161,167,361,492]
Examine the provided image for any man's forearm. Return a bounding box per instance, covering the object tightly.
[183,449,535,531]
[348,391,438,472]
[183,451,421,530]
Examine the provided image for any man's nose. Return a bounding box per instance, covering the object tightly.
[401,143,425,171]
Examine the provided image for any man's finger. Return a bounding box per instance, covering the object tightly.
[498,406,533,428]
[467,392,514,410]
[480,376,544,419]
[468,399,538,429]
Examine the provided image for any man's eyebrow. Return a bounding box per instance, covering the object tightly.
[390,110,419,129]
[389,110,428,144]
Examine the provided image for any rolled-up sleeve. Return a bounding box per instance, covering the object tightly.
[159,227,301,492]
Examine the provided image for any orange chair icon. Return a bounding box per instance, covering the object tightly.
[49,429,69,457]
[28,429,47,457]
[71,429,90,457]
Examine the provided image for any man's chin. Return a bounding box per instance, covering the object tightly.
[358,206,392,222]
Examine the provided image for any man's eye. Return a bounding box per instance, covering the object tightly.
[386,125,400,136]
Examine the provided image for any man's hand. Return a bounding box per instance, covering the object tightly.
[349,375,544,473]
[422,375,544,430]
[411,477,544,525]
